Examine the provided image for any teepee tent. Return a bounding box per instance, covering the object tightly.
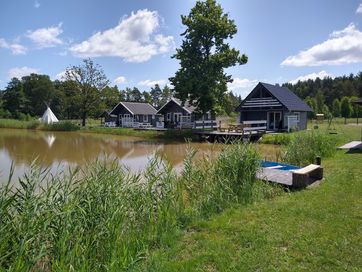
[41,106,59,124]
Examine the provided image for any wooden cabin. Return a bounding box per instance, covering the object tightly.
[157,98,216,129]
[108,102,158,128]
[235,82,312,131]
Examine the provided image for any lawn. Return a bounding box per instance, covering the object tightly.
[136,122,362,271]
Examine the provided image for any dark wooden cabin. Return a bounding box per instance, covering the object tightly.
[108,102,158,127]
[235,82,312,131]
[157,98,216,129]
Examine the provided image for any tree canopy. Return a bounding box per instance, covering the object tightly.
[170,0,247,114]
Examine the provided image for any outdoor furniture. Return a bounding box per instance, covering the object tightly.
[292,164,323,188]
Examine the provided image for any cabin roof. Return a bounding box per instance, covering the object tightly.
[110,102,157,115]
[157,98,196,114]
[237,82,312,112]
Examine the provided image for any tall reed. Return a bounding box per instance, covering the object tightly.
[0,143,275,271]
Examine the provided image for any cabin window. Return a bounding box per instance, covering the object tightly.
[143,115,148,122]
[124,114,130,118]
[292,112,300,121]
[166,113,171,121]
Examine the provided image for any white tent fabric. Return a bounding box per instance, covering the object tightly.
[41,107,59,124]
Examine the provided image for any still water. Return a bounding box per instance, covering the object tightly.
[0,128,280,184]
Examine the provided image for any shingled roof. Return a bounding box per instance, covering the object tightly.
[157,98,197,114]
[110,102,157,115]
[238,82,312,112]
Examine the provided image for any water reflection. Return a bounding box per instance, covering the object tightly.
[0,129,218,183]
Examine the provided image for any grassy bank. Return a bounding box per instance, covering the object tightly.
[135,123,362,271]
[0,118,197,140]
[0,143,283,271]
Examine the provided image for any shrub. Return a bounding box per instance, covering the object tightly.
[43,121,80,131]
[282,131,336,166]
[260,133,292,145]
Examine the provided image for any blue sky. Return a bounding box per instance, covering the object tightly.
[1,0,362,98]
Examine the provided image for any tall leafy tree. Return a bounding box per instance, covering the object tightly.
[65,59,109,126]
[2,78,27,118]
[22,73,56,116]
[341,96,352,124]
[160,85,174,106]
[150,84,162,108]
[332,98,341,117]
[315,89,324,114]
[170,0,247,113]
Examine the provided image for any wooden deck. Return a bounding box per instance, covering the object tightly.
[257,168,293,186]
[193,129,267,142]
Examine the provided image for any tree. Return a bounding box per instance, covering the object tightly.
[2,78,27,118]
[150,84,162,108]
[100,85,120,110]
[64,59,109,126]
[22,73,55,116]
[315,89,324,114]
[160,85,174,106]
[332,98,341,117]
[341,96,352,124]
[170,0,247,114]
[304,96,316,118]
[142,91,152,104]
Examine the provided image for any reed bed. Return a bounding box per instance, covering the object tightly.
[0,143,277,271]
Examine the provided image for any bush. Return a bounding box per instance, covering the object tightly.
[43,121,80,131]
[260,133,292,145]
[282,131,336,166]
[26,120,41,129]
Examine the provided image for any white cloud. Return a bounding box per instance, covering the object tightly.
[8,66,39,79]
[227,78,258,98]
[34,0,40,8]
[26,23,63,48]
[137,79,167,87]
[69,9,174,62]
[356,3,362,14]
[289,70,332,85]
[281,23,362,66]
[0,38,27,55]
[54,71,66,81]
[114,76,126,84]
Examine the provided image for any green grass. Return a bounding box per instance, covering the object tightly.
[135,123,362,271]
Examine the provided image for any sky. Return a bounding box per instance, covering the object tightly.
[0,0,362,98]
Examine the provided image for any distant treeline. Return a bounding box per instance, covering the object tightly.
[282,72,362,119]
[0,74,241,120]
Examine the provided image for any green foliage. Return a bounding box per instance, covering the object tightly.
[283,71,362,114]
[0,143,263,270]
[0,118,40,129]
[282,131,336,166]
[259,133,292,145]
[340,96,352,122]
[332,98,341,117]
[170,0,247,114]
[43,121,80,131]
[64,58,110,126]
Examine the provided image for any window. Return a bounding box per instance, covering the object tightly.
[293,112,300,121]
[123,114,130,118]
[166,113,171,121]
[143,115,148,122]
[174,113,182,122]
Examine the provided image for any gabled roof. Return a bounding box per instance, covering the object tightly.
[157,98,197,114]
[237,82,312,112]
[110,102,157,115]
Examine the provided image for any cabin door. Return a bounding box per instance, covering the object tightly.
[268,112,282,130]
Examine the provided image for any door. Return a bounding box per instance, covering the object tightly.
[268,112,282,130]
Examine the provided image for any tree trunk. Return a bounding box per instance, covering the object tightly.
[82,111,87,126]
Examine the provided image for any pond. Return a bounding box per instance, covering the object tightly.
[0,128,281,184]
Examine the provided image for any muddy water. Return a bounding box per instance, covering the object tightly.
[0,128,281,184]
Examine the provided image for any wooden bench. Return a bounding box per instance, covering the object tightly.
[292,164,323,188]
